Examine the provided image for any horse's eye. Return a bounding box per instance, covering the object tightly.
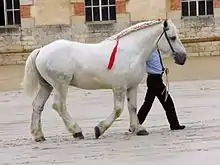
[170,36,176,41]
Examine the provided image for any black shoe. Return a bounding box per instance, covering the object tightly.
[170,125,185,130]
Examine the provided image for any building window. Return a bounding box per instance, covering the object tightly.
[85,0,116,22]
[0,0,21,26]
[181,0,213,17]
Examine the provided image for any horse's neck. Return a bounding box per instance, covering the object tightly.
[119,24,164,64]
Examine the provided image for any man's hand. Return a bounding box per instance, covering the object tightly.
[125,0,130,4]
[165,67,169,75]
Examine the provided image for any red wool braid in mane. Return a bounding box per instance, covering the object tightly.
[107,19,163,70]
[107,36,119,70]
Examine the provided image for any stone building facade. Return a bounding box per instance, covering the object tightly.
[0,0,220,65]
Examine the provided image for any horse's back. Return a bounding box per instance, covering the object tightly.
[34,39,105,86]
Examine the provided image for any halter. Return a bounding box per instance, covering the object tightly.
[156,20,175,102]
[156,20,175,55]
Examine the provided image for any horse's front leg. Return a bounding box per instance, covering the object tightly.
[94,87,126,139]
[127,86,149,136]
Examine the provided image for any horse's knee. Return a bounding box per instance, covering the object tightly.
[127,98,137,113]
[128,105,137,113]
[52,101,65,114]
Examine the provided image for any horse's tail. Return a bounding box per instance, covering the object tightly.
[21,48,41,97]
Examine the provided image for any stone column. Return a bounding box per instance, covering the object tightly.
[167,0,181,20]
[20,0,34,28]
[214,0,220,18]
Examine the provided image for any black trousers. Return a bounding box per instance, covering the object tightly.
[137,74,181,128]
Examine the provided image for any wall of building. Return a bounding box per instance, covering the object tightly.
[168,0,220,57]
[70,0,129,24]
[0,0,220,65]
[126,0,167,21]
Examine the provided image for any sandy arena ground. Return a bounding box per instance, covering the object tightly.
[0,56,220,165]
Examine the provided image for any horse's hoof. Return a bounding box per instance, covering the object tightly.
[136,130,149,136]
[35,136,46,142]
[94,126,101,139]
[73,132,84,139]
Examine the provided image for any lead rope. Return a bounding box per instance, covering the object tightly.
[157,49,169,102]
[162,68,169,102]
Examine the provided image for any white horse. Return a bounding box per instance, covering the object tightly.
[22,19,187,142]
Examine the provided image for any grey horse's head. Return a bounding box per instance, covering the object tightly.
[157,19,187,65]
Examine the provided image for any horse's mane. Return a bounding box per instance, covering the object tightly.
[107,19,164,40]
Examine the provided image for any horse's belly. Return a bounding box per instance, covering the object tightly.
[70,72,144,90]
[70,74,112,90]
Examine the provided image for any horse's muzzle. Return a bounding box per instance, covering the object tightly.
[174,52,187,65]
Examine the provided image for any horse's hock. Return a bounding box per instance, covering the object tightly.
[0,18,220,65]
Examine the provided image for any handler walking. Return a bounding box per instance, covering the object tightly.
[137,50,185,130]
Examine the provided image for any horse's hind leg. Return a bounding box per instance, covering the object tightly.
[52,84,84,139]
[31,80,53,142]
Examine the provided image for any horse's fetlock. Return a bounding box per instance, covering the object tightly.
[114,108,122,119]
[31,127,41,136]
[67,124,77,134]
[129,125,136,132]
[52,102,59,111]
[99,121,109,131]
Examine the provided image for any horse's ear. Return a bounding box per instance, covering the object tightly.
[164,19,168,29]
